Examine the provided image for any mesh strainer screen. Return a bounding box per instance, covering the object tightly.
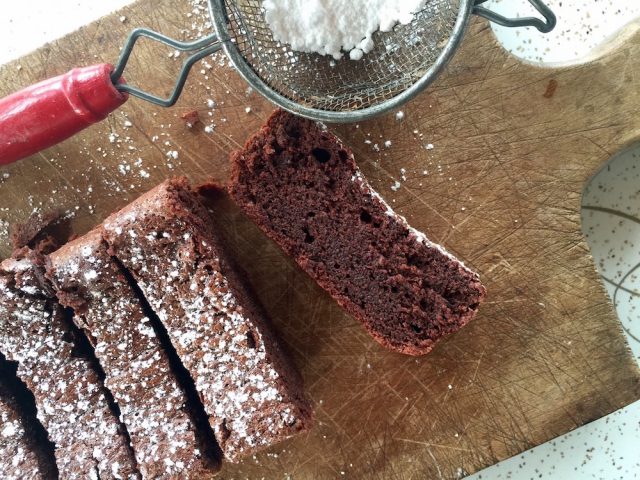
[223,0,461,112]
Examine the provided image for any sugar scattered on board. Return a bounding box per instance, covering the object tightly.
[263,0,427,60]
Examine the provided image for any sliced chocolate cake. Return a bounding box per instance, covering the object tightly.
[0,396,45,479]
[0,367,56,480]
[48,229,221,478]
[102,178,312,462]
[228,110,486,356]
[0,248,139,479]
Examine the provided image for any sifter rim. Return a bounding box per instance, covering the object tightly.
[208,0,474,124]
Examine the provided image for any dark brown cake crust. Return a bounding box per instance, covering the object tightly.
[0,249,139,479]
[228,110,486,356]
[102,178,312,462]
[48,229,220,479]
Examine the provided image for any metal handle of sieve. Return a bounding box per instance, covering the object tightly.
[472,0,556,33]
[110,28,224,107]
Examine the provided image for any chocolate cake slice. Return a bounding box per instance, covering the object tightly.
[48,229,221,478]
[102,178,312,462]
[0,365,56,480]
[0,248,139,479]
[0,395,45,479]
[228,110,486,356]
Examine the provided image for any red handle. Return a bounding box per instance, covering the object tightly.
[0,63,128,165]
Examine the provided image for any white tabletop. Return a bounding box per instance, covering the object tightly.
[1,1,638,478]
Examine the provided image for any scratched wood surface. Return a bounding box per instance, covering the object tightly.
[1,1,639,478]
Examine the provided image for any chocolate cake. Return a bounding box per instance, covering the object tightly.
[0,248,139,479]
[0,365,56,480]
[48,229,220,478]
[0,395,44,479]
[228,110,486,356]
[102,178,312,462]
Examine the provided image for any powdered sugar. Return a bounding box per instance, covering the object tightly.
[263,0,427,60]
[0,399,41,479]
[103,181,308,461]
[49,232,214,478]
[0,256,138,479]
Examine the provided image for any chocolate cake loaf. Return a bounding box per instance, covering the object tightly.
[48,229,220,478]
[0,248,139,479]
[229,110,486,356]
[102,178,312,461]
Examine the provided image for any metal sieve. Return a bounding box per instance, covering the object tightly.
[114,0,555,122]
[212,0,555,122]
[0,0,555,164]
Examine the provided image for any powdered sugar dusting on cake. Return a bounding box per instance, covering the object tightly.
[49,232,215,478]
[0,255,139,479]
[111,229,295,460]
[103,181,309,461]
[0,396,43,479]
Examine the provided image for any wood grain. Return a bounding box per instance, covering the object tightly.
[0,1,639,478]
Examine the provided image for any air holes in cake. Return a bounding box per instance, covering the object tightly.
[410,324,422,334]
[373,220,382,228]
[288,126,301,139]
[220,419,231,441]
[303,227,314,244]
[203,264,214,275]
[154,231,164,240]
[307,212,315,218]
[334,262,340,270]
[338,149,348,161]
[311,148,331,163]
[360,209,372,224]
[419,299,430,311]
[391,286,398,294]
[407,254,421,267]
[246,330,257,349]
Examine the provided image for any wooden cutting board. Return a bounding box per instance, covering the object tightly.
[1,1,639,478]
